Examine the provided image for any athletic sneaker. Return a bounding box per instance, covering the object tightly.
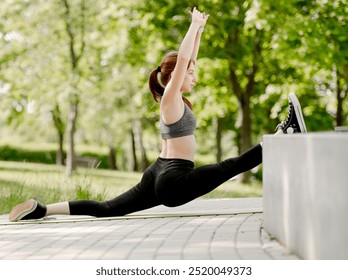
[276,92,307,134]
[9,199,47,222]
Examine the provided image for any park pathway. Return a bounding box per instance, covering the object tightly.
[0,198,299,260]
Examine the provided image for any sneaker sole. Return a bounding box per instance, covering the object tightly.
[9,199,37,222]
[288,92,307,133]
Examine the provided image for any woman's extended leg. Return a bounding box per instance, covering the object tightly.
[156,144,262,207]
[68,162,162,217]
[9,163,161,221]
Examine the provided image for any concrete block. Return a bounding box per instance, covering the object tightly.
[263,133,348,259]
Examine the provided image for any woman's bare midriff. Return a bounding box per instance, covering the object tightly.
[159,135,196,162]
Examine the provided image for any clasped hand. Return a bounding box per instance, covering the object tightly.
[190,7,209,28]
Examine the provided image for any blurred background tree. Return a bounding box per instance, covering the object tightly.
[0,0,347,182]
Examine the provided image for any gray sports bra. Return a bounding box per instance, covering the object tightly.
[160,103,196,139]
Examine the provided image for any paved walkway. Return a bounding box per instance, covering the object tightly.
[0,198,299,260]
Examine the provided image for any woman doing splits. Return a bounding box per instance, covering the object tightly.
[9,8,307,222]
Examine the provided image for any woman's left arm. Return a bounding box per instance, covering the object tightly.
[190,32,201,63]
[191,13,208,62]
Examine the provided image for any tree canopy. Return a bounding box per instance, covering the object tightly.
[0,0,347,177]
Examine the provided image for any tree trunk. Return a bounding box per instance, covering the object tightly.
[229,67,254,183]
[66,102,78,176]
[129,127,138,171]
[56,133,64,166]
[337,78,343,127]
[60,0,86,176]
[228,31,261,183]
[134,120,149,172]
[239,95,252,183]
[51,104,65,165]
[335,65,348,127]
[216,117,223,162]
[108,145,117,170]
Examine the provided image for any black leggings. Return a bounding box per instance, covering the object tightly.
[69,144,262,217]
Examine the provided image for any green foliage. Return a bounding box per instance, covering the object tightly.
[74,183,106,201]
[0,145,56,164]
[0,144,110,168]
[0,0,347,177]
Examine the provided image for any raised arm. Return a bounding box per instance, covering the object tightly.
[191,12,208,62]
[161,8,209,110]
[191,31,202,63]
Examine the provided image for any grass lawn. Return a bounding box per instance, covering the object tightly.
[0,160,262,215]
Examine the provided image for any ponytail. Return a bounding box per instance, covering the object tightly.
[182,96,193,110]
[149,67,164,103]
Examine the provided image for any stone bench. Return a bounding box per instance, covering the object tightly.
[65,156,101,169]
[75,156,101,168]
[335,126,348,132]
[263,132,348,259]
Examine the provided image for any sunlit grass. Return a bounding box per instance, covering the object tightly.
[0,160,262,215]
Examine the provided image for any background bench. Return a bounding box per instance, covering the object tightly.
[65,156,101,169]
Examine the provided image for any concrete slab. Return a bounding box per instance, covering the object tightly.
[263,133,348,259]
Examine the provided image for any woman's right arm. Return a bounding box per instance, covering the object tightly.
[161,8,208,121]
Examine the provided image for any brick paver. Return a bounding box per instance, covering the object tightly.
[0,198,299,260]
